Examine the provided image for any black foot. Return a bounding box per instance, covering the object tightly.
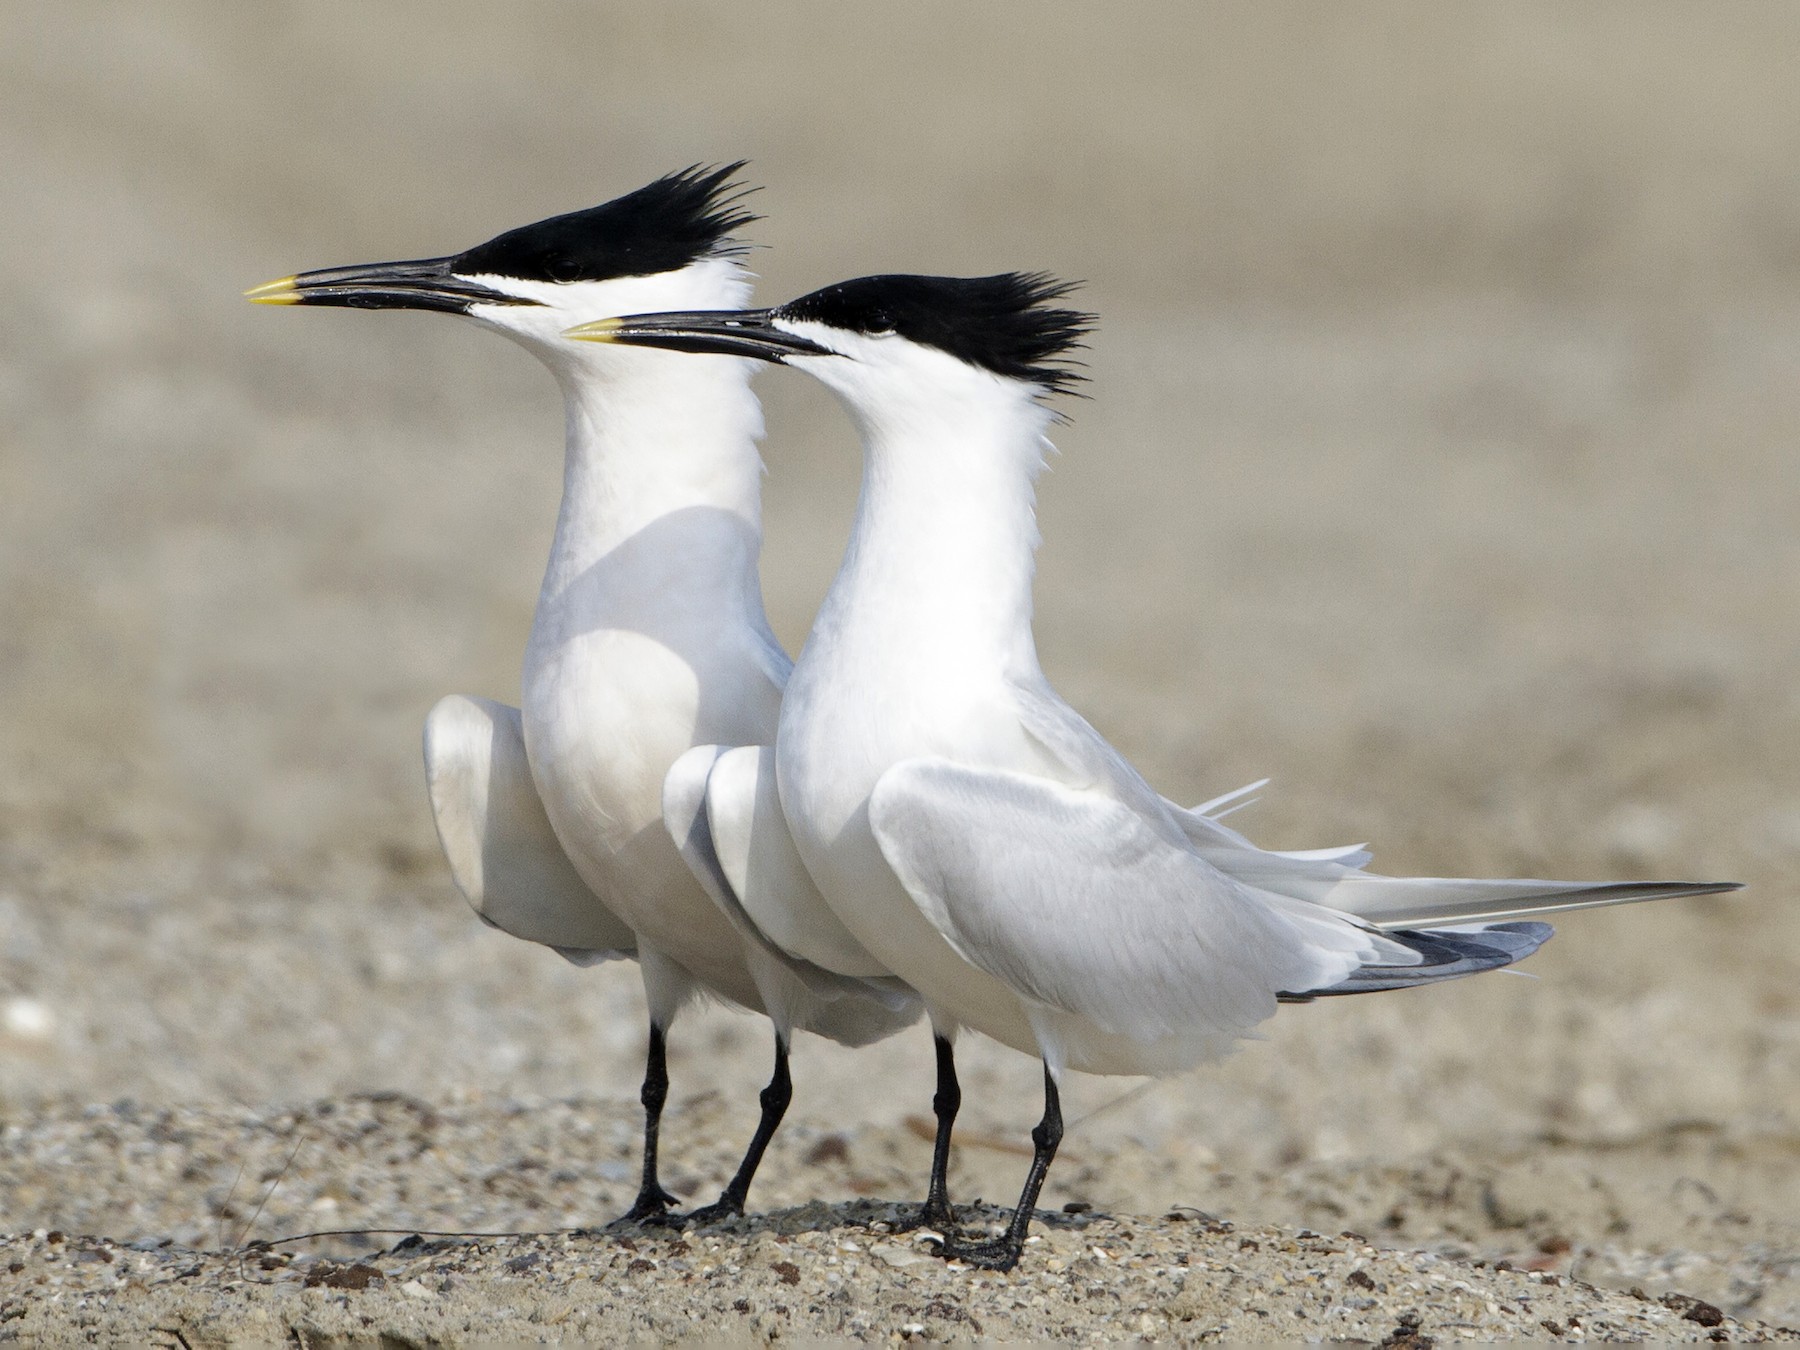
[920,1061,1061,1275]
[681,1195,745,1227]
[881,1200,959,1235]
[606,1186,686,1230]
[872,1034,966,1240]
[925,1232,1024,1272]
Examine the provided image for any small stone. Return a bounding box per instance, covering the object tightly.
[2,998,53,1041]
[304,1262,383,1291]
[803,1134,851,1166]
[1662,1293,1725,1327]
[873,1245,929,1270]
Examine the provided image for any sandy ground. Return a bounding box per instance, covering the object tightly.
[3,2,1800,1342]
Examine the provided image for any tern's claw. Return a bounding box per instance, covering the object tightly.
[924,1232,1024,1273]
[681,1196,747,1227]
[603,1185,686,1231]
[879,1200,961,1237]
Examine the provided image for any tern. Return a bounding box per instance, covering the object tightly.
[247,168,917,1227]
[567,273,1741,1269]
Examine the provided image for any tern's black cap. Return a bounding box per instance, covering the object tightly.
[777,272,1091,393]
[453,162,758,285]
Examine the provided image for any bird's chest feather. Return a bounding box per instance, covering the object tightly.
[521,629,700,852]
[781,636,1022,845]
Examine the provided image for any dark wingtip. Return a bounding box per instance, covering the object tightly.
[1282,921,1556,1002]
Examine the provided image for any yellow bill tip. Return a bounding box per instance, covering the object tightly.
[244,275,300,305]
[562,317,623,343]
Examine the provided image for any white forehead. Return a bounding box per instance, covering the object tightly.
[461,255,753,340]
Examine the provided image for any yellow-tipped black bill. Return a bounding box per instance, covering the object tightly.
[243,257,538,314]
[564,310,832,362]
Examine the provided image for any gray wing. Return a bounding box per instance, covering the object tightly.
[1013,674,1735,926]
[705,745,904,980]
[422,694,636,962]
[1008,670,1175,819]
[1011,670,1376,887]
[663,745,917,1014]
[868,756,1391,1044]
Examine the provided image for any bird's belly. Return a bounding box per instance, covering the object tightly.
[521,630,761,1004]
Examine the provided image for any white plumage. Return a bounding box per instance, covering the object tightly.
[566,275,1738,1266]
[253,176,917,1226]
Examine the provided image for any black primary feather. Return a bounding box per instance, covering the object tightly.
[776,273,1092,394]
[1276,921,1554,1003]
[453,163,758,285]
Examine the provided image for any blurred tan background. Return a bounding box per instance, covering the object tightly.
[1,0,1796,1311]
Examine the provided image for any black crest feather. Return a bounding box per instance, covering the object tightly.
[777,273,1092,394]
[453,163,758,285]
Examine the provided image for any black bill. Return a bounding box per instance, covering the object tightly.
[562,309,832,362]
[245,257,539,314]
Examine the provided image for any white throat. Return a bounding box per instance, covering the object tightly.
[807,350,1056,678]
[517,263,771,646]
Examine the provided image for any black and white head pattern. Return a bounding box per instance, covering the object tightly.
[776,272,1092,394]
[454,162,758,285]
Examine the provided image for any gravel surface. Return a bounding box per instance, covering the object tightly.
[7,1211,1791,1345]
[4,3,1800,1342]
[3,1094,1797,1342]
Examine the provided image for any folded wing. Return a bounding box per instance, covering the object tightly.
[868,757,1387,1043]
[704,745,901,980]
[663,745,918,1019]
[422,694,636,963]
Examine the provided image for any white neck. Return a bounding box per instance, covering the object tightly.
[515,268,772,646]
[810,357,1055,679]
[542,352,765,591]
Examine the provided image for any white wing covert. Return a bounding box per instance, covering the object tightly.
[1010,671,1376,897]
[422,694,635,962]
[867,757,1387,1044]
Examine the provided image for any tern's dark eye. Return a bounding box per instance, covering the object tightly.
[545,257,581,284]
[777,273,1091,392]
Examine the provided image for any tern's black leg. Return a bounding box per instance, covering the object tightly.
[887,1033,963,1233]
[928,1063,1062,1272]
[611,1023,683,1227]
[684,1032,792,1225]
